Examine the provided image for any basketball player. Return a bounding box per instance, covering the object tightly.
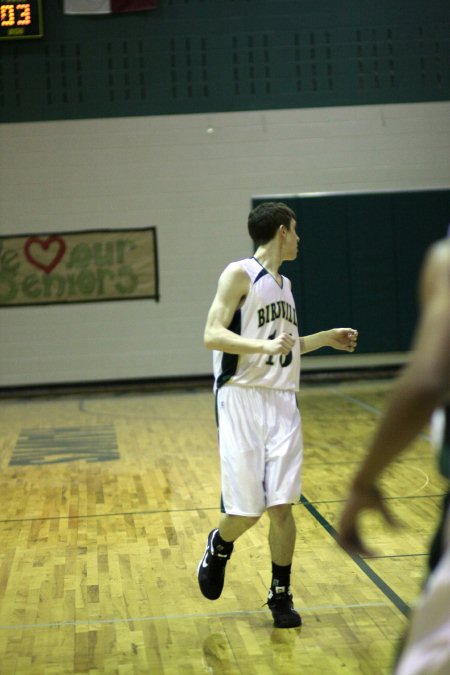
[338,235,450,673]
[197,201,358,628]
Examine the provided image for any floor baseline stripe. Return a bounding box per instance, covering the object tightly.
[0,602,388,631]
[300,494,410,618]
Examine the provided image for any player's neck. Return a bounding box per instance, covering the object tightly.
[253,245,282,281]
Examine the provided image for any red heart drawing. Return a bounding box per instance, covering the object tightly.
[24,236,67,274]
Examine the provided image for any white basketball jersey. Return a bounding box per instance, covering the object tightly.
[213,257,301,391]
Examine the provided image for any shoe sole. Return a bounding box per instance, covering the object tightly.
[273,616,302,629]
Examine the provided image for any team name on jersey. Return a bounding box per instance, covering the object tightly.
[257,301,298,328]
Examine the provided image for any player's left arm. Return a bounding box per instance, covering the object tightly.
[300,328,358,355]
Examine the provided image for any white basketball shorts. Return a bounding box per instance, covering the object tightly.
[216,385,303,516]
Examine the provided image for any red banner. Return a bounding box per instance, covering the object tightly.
[64,0,157,14]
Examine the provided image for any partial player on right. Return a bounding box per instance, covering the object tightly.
[338,234,450,674]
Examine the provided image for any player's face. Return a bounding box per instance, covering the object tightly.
[283,219,300,260]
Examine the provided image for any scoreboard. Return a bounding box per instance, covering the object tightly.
[0,0,43,40]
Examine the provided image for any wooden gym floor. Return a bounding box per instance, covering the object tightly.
[0,377,447,674]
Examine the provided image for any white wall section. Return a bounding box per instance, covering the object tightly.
[1,102,449,386]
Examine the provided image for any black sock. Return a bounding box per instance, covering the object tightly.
[213,530,234,554]
[271,562,291,589]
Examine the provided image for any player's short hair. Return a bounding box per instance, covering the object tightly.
[248,202,297,246]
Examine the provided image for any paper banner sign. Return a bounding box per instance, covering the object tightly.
[0,227,159,306]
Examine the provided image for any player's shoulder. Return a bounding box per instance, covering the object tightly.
[219,259,252,291]
[424,238,450,276]
[421,237,450,298]
[222,258,254,278]
[428,237,450,260]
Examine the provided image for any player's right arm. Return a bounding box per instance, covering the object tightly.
[204,262,295,356]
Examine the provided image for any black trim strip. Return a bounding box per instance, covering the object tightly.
[254,267,269,284]
[216,310,241,390]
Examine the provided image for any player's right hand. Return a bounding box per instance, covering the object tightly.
[265,332,296,355]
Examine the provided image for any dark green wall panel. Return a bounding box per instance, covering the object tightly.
[1,0,449,122]
[393,191,450,348]
[293,195,353,333]
[346,195,398,352]
[253,190,450,355]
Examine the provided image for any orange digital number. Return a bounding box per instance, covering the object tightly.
[0,5,15,27]
[16,4,31,26]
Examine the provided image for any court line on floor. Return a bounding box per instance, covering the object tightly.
[0,601,389,631]
[78,398,213,422]
[331,389,385,416]
[0,506,221,525]
[0,489,445,526]
[324,385,438,602]
[331,389,431,441]
[300,494,410,618]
